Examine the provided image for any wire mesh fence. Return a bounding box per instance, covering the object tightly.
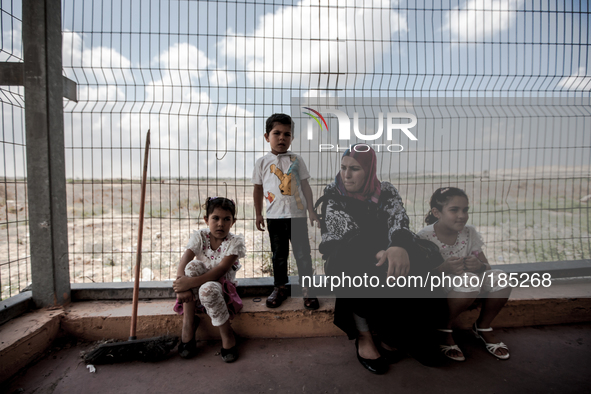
[1,1,29,300]
[1,0,590,299]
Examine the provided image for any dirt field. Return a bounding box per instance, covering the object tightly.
[1,173,590,300]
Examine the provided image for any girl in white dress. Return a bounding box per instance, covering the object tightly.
[173,197,246,362]
[417,187,511,362]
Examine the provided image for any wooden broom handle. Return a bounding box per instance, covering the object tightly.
[130,130,150,340]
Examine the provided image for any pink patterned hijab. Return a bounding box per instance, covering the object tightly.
[335,144,381,203]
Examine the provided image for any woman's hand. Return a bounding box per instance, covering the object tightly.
[176,290,194,304]
[439,257,465,276]
[173,276,195,293]
[375,250,385,261]
[463,255,484,273]
[376,246,410,278]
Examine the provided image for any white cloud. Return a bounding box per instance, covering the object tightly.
[62,31,133,104]
[302,90,333,98]
[209,69,236,86]
[61,34,255,179]
[146,43,213,114]
[0,23,22,61]
[60,30,129,71]
[145,75,211,108]
[219,0,407,86]
[442,0,524,42]
[63,100,259,179]
[153,42,211,79]
[77,85,125,102]
[217,104,257,151]
[557,67,591,91]
[62,31,84,70]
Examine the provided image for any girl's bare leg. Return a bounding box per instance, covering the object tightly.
[441,291,479,358]
[182,300,196,343]
[446,290,479,325]
[219,319,236,349]
[476,287,512,356]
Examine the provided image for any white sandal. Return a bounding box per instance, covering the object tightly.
[437,329,465,362]
[472,323,510,360]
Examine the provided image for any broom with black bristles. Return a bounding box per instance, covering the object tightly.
[84,130,178,364]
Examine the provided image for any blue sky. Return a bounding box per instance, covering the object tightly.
[0,0,589,179]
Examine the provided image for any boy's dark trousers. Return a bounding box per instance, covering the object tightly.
[266,218,313,287]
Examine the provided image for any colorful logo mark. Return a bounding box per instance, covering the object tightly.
[302,107,329,132]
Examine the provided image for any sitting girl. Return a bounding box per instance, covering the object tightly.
[172,197,246,363]
[417,187,511,361]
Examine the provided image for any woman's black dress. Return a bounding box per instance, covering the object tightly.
[317,181,445,364]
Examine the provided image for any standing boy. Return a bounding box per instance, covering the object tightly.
[252,113,320,310]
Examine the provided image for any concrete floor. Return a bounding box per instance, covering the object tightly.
[3,323,591,394]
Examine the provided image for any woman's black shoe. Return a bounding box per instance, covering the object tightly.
[355,339,388,374]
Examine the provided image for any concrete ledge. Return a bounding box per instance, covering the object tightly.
[71,281,175,301]
[60,297,342,341]
[70,277,280,301]
[457,297,591,329]
[61,279,591,341]
[495,259,591,279]
[0,308,63,383]
[456,279,591,328]
[0,291,33,326]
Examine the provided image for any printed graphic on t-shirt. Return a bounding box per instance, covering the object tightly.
[269,156,304,210]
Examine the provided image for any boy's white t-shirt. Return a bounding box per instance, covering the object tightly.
[251,152,310,218]
[417,224,484,260]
